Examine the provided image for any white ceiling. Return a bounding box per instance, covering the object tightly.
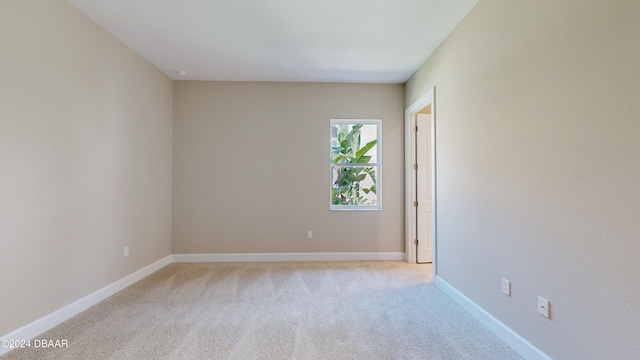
[67,0,478,83]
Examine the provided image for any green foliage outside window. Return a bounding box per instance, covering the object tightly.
[331,123,378,206]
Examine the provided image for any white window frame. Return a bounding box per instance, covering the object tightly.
[330,119,382,211]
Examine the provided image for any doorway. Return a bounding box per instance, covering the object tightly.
[405,87,436,268]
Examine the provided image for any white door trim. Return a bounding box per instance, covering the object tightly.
[404,87,437,270]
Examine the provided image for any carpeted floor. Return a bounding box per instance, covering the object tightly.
[2,261,522,359]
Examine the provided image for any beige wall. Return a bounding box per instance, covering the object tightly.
[406,0,640,358]
[173,82,404,254]
[0,0,173,336]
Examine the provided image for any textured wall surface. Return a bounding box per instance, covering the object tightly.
[172,82,404,254]
[406,0,640,358]
[0,0,173,336]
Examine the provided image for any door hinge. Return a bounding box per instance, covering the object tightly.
[414,239,419,245]
[413,164,418,170]
[415,125,418,132]
[413,201,418,207]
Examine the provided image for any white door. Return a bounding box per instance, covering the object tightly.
[416,113,432,263]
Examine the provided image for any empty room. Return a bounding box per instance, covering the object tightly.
[1,0,639,359]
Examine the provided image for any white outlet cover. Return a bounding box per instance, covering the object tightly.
[501,278,511,296]
[538,296,550,318]
[307,231,312,239]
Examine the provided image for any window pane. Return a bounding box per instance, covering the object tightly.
[330,123,378,164]
[331,166,378,206]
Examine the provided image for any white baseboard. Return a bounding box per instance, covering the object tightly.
[172,252,405,262]
[0,255,172,357]
[435,276,552,360]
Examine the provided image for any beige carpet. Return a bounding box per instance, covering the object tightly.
[2,262,521,359]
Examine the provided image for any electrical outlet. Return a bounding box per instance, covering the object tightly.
[124,246,129,257]
[538,296,550,319]
[501,278,511,296]
[307,230,313,239]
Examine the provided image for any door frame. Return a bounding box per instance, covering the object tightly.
[404,87,437,270]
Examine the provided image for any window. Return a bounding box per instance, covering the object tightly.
[330,119,381,210]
